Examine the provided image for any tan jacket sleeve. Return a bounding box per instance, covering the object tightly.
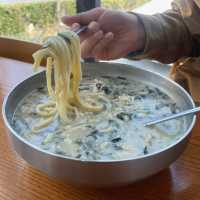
[131,0,200,64]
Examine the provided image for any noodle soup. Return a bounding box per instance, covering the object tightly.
[12,76,186,161]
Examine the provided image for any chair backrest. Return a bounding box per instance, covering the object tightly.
[0,37,41,64]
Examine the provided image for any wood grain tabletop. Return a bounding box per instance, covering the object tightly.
[0,55,200,200]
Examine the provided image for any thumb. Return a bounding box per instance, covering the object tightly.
[61,7,104,26]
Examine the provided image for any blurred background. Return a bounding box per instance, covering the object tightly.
[0,0,172,43]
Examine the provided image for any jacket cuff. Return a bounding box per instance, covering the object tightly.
[127,12,167,60]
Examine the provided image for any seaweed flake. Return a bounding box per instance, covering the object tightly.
[96,83,102,90]
[143,146,148,155]
[102,75,111,79]
[111,137,122,143]
[37,87,45,93]
[117,76,126,80]
[102,86,112,95]
[116,112,132,121]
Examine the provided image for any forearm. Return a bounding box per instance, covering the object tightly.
[130,9,193,63]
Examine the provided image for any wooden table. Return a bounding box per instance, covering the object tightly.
[0,39,200,200]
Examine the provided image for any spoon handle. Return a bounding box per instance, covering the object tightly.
[73,25,88,35]
[145,106,200,127]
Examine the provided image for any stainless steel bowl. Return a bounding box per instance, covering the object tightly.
[2,61,196,187]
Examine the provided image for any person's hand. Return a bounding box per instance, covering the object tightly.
[62,8,145,60]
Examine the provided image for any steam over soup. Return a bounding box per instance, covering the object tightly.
[12,76,186,161]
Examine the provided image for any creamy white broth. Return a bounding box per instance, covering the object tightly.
[12,76,186,161]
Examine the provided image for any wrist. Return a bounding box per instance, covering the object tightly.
[135,14,146,51]
[127,12,146,55]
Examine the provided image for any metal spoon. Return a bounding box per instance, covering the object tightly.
[144,106,200,127]
[73,25,88,35]
[43,25,88,48]
[58,25,87,43]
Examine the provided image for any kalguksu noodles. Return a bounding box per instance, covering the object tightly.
[32,30,102,132]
